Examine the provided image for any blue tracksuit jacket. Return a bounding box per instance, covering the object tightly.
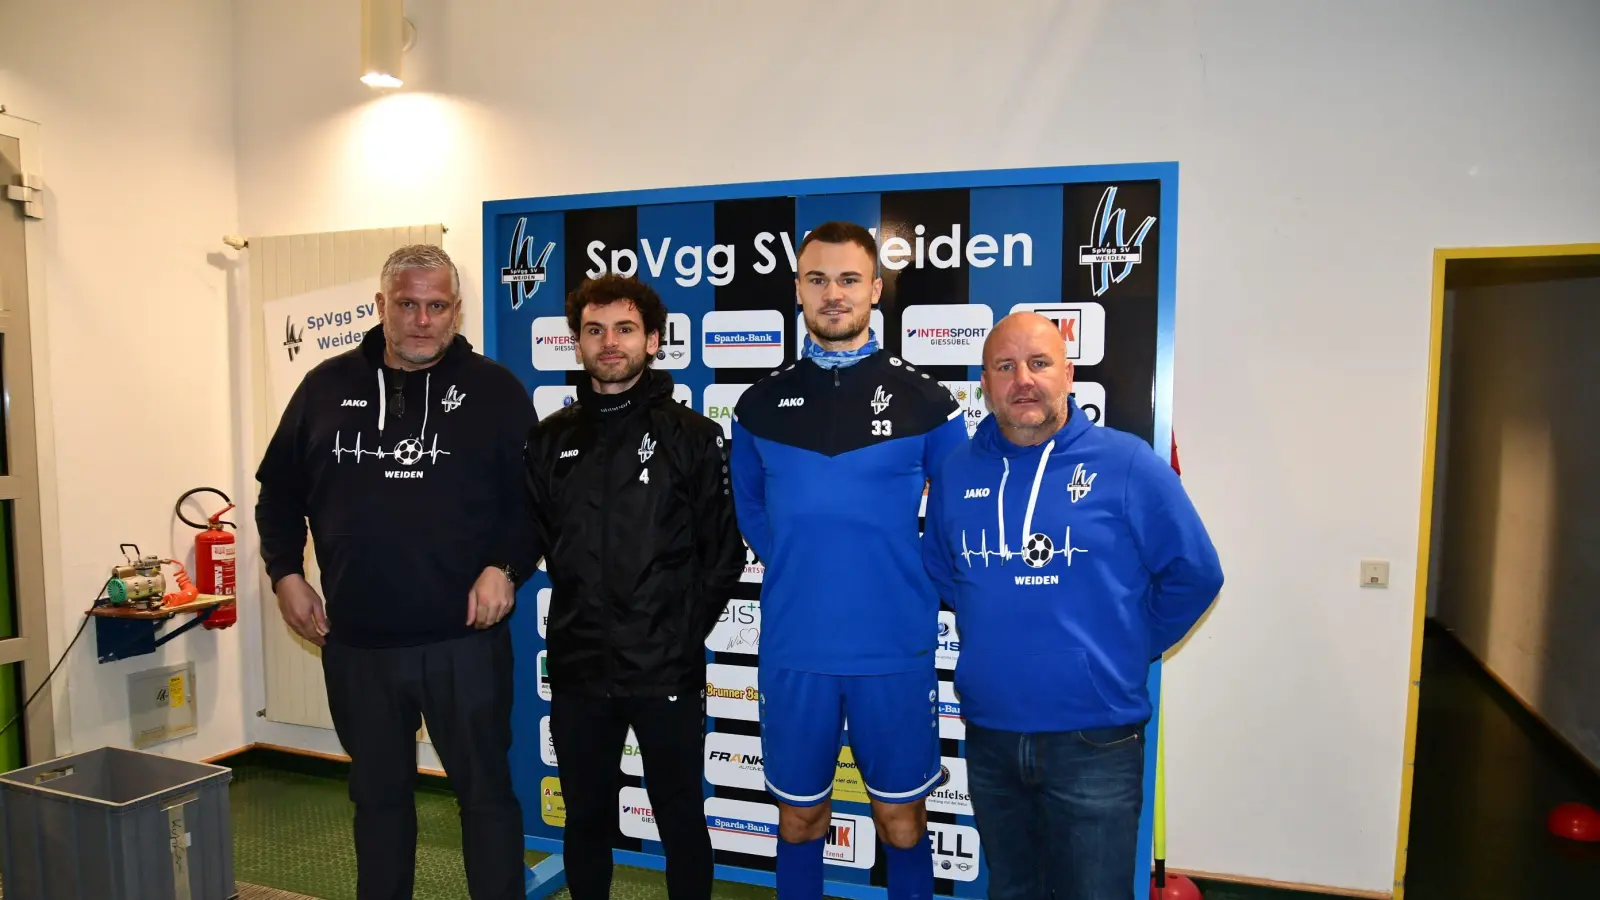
[730,352,969,675]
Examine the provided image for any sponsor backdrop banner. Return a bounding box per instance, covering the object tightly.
[483,163,1178,900]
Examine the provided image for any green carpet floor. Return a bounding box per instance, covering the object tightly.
[225,624,1600,899]
[227,755,769,900]
[225,755,1320,899]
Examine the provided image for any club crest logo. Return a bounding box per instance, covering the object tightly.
[501,217,556,310]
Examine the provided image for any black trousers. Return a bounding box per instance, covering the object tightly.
[323,625,525,900]
[550,689,712,900]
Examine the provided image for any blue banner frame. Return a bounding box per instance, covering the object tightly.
[481,161,1179,900]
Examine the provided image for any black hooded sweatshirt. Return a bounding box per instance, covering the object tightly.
[255,325,538,648]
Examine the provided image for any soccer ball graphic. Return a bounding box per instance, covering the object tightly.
[392,438,424,465]
[1022,533,1054,568]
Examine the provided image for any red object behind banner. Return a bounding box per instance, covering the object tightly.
[1151,873,1202,900]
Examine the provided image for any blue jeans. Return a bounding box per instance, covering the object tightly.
[965,722,1145,900]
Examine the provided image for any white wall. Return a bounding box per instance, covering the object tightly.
[226,0,1600,894]
[0,0,245,760]
[1435,275,1600,771]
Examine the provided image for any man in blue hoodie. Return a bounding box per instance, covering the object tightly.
[921,312,1223,900]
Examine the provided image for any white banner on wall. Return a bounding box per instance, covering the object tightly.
[262,276,380,422]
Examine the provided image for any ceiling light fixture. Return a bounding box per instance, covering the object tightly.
[360,0,415,89]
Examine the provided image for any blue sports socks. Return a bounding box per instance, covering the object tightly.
[776,834,825,900]
[885,838,934,900]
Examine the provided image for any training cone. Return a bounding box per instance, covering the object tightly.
[1150,873,1203,900]
[1547,802,1600,842]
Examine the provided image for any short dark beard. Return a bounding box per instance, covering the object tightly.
[805,307,871,347]
[586,350,649,385]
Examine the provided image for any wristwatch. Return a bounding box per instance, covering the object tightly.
[493,564,518,584]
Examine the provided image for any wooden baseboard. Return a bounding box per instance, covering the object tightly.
[1171,867,1390,899]
[201,744,255,764]
[200,741,448,778]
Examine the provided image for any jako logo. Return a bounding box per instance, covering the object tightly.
[963,488,990,499]
[341,399,367,407]
[777,397,804,408]
[501,217,556,311]
[559,449,579,459]
[1079,186,1156,297]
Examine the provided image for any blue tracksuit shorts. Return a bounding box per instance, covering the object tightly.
[758,665,942,807]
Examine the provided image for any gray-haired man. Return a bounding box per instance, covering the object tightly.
[256,245,538,900]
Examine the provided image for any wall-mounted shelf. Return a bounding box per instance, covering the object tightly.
[88,594,234,663]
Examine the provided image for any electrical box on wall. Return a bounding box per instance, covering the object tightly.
[1360,559,1391,588]
[127,662,197,749]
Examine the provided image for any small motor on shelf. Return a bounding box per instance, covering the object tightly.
[105,545,199,610]
[107,547,166,608]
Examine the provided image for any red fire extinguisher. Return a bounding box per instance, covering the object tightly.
[177,487,237,630]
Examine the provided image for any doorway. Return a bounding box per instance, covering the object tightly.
[0,114,57,768]
[1395,245,1600,899]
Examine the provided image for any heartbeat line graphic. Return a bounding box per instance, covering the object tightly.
[331,431,451,464]
[332,374,451,466]
[959,528,1088,567]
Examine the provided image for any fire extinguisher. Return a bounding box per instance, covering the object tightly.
[177,487,237,630]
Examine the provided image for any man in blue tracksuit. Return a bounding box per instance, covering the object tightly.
[731,221,969,900]
[921,312,1223,900]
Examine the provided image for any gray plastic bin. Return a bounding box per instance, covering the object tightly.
[0,746,236,899]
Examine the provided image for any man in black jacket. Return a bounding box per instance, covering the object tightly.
[256,244,537,900]
[525,274,744,900]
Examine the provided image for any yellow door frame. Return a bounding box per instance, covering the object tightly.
[1391,241,1600,900]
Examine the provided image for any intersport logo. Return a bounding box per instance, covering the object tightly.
[530,316,582,371]
[900,305,992,366]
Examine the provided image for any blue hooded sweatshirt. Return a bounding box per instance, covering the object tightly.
[921,396,1223,733]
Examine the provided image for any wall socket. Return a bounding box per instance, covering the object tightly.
[1360,559,1390,588]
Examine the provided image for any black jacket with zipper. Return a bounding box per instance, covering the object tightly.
[255,326,538,648]
[525,367,744,697]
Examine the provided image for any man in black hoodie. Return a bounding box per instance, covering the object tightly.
[524,274,744,900]
[256,244,537,900]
